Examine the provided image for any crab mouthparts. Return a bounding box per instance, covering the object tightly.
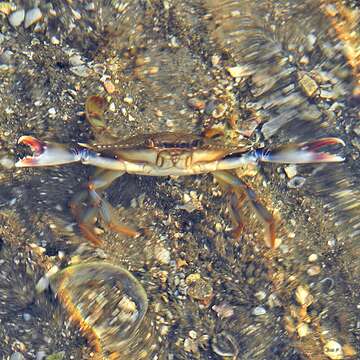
[16,136,46,167]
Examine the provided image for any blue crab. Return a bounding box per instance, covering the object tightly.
[16,96,345,248]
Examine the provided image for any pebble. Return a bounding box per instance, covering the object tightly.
[187,276,213,304]
[189,330,197,339]
[306,34,317,51]
[212,302,234,318]
[51,36,60,45]
[252,306,266,316]
[255,290,267,301]
[211,54,220,66]
[284,165,297,179]
[353,124,360,136]
[323,340,343,360]
[103,80,116,94]
[35,275,50,293]
[46,352,65,360]
[297,322,311,337]
[23,312,32,321]
[299,73,318,97]
[155,246,171,265]
[0,155,14,169]
[226,65,252,78]
[70,65,89,77]
[287,176,306,189]
[123,96,134,104]
[8,9,25,27]
[212,102,227,119]
[307,265,321,276]
[69,55,84,66]
[308,253,318,262]
[188,97,205,110]
[184,337,197,353]
[24,8,42,29]
[36,350,46,360]
[295,285,312,307]
[10,352,25,360]
[0,2,14,15]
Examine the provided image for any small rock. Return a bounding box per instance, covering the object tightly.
[189,330,197,339]
[184,337,197,353]
[353,124,360,136]
[103,80,116,94]
[188,97,205,110]
[297,322,311,337]
[295,285,313,307]
[212,302,234,318]
[323,340,343,360]
[35,276,50,293]
[255,290,267,301]
[284,165,297,179]
[0,2,14,15]
[211,54,220,66]
[307,265,321,276]
[70,65,89,77]
[69,55,83,66]
[306,34,317,51]
[23,312,31,321]
[8,9,25,27]
[187,276,213,305]
[123,96,133,104]
[10,352,25,360]
[0,155,14,169]
[287,176,306,189]
[24,8,42,29]
[226,65,252,78]
[48,107,56,116]
[299,73,318,97]
[212,102,227,119]
[50,36,60,45]
[36,351,46,360]
[45,352,65,360]
[252,306,266,316]
[155,246,170,265]
[308,253,318,262]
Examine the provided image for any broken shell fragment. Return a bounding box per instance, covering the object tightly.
[323,340,343,360]
[49,262,156,359]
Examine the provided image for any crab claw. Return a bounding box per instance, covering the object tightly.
[16,136,82,167]
[257,137,345,164]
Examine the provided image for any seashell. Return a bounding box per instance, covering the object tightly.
[49,262,157,359]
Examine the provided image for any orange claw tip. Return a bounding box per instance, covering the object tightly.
[17,136,45,155]
[303,137,345,150]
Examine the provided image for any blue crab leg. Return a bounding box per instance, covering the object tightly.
[213,170,277,249]
[70,170,140,245]
[253,137,345,164]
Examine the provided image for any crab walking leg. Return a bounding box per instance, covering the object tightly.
[213,171,277,249]
[216,177,247,239]
[70,170,139,245]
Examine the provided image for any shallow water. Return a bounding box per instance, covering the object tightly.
[0,1,359,359]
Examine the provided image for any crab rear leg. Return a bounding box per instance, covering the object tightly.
[70,170,140,246]
[213,170,276,249]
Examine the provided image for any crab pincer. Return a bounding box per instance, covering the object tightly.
[16,136,83,167]
[255,137,345,164]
